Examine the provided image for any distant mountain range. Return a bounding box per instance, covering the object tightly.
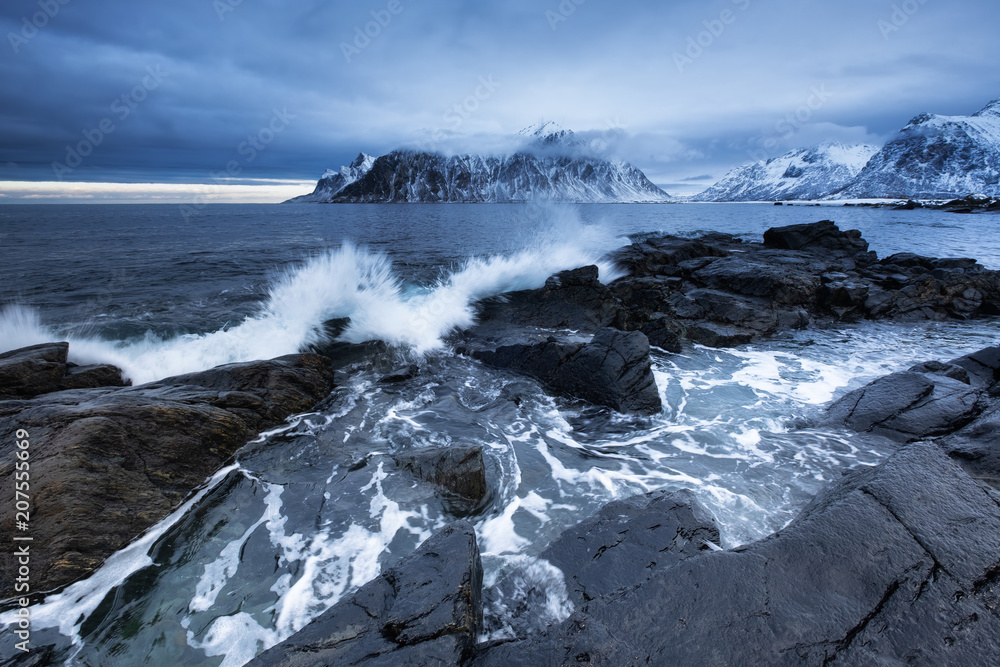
[288,99,1000,204]
[691,142,879,202]
[694,98,1000,202]
[285,123,670,203]
[840,98,1000,199]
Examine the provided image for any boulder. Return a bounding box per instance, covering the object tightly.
[762,219,870,256]
[0,342,129,399]
[247,521,482,667]
[824,347,1000,443]
[393,445,489,515]
[0,353,335,597]
[467,328,662,415]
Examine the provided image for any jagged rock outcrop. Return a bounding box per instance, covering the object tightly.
[284,153,376,203]
[394,446,489,516]
[608,221,1000,346]
[462,327,662,415]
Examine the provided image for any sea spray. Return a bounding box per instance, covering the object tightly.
[0,221,626,384]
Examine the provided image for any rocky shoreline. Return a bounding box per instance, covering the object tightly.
[2,220,999,664]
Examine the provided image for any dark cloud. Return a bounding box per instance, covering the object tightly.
[1,0,998,196]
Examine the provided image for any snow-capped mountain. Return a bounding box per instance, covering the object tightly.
[285,153,376,203]
[285,126,670,203]
[839,98,1000,199]
[692,142,879,202]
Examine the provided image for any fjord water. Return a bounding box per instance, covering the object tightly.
[1,203,998,666]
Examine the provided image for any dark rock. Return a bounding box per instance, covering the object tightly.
[380,364,419,384]
[942,403,1000,487]
[0,343,129,399]
[950,346,1000,387]
[475,265,626,333]
[394,445,489,515]
[0,353,335,597]
[823,370,982,442]
[762,219,870,255]
[0,342,69,397]
[471,443,1000,665]
[935,194,1000,213]
[541,489,720,609]
[639,313,682,353]
[60,363,129,390]
[908,359,971,384]
[685,322,755,348]
[467,328,662,415]
[247,521,482,667]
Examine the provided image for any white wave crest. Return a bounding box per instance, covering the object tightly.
[0,225,625,385]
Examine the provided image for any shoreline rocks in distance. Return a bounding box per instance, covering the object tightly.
[455,220,999,415]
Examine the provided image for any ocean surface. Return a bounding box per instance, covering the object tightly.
[1,202,999,666]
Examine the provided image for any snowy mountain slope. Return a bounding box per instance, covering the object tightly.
[285,153,376,203]
[328,150,670,203]
[840,98,1000,199]
[692,142,879,202]
[286,125,670,203]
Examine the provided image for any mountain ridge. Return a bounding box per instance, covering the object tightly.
[285,125,670,203]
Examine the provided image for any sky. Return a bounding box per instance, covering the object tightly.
[1,0,998,201]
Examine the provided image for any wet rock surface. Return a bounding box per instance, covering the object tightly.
[0,342,129,399]
[825,345,1000,489]
[0,349,335,597]
[823,347,999,443]
[461,328,662,415]
[459,221,1000,413]
[394,445,489,516]
[470,441,1000,666]
[247,521,483,667]
[540,489,720,610]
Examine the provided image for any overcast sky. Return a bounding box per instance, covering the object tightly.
[1,0,998,200]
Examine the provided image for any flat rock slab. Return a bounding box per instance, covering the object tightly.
[540,489,720,609]
[247,521,482,667]
[471,442,1000,665]
[0,352,335,597]
[824,347,1000,447]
